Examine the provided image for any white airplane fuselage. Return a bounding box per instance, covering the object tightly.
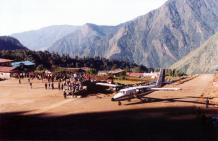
[111,84,157,102]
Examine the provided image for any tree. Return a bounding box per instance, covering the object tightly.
[36,64,44,71]
[87,69,97,74]
[111,64,118,70]
[0,50,151,73]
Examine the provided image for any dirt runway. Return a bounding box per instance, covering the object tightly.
[0,74,218,140]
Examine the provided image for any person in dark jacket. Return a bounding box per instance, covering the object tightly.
[30,82,32,89]
[206,97,209,109]
[45,83,48,89]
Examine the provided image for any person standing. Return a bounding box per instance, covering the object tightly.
[205,97,209,109]
[30,82,32,89]
[61,83,64,90]
[45,82,48,90]
[58,80,61,90]
[48,83,51,89]
[51,82,54,90]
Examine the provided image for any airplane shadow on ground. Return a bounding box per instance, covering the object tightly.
[125,96,216,107]
[0,106,218,141]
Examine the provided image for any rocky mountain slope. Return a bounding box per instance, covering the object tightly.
[170,33,218,74]
[48,23,119,58]
[12,25,79,51]
[0,36,27,50]
[48,0,218,68]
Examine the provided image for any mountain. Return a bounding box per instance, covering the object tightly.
[48,23,119,57]
[48,0,218,68]
[170,33,218,74]
[0,36,27,50]
[12,25,79,51]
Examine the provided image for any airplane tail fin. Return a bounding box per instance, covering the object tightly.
[156,69,165,87]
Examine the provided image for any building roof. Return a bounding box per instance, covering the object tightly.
[11,61,35,68]
[108,69,124,74]
[0,66,16,73]
[63,68,85,72]
[81,67,92,71]
[0,58,13,63]
[45,70,52,74]
[127,72,144,77]
[98,71,108,74]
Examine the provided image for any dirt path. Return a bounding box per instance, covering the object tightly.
[144,74,214,108]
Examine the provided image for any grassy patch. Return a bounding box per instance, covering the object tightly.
[114,76,153,85]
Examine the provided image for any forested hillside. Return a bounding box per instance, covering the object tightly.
[0,50,150,72]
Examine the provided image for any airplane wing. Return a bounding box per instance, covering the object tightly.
[96,82,120,88]
[150,87,181,91]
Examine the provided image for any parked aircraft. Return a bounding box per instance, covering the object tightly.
[111,69,181,105]
[95,82,124,91]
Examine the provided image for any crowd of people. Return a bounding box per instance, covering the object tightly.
[62,77,86,98]
[16,71,92,98]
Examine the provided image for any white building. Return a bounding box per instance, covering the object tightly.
[0,66,16,79]
[143,72,159,79]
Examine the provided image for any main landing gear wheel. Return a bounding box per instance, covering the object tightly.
[118,101,122,106]
[143,98,148,103]
[137,96,145,103]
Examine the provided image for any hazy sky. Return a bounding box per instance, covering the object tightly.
[0,0,167,35]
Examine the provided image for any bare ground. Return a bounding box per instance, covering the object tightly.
[0,74,218,140]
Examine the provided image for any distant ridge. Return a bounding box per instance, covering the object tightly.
[48,23,119,58]
[0,36,28,50]
[170,33,218,74]
[12,25,79,51]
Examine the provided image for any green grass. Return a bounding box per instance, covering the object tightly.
[114,76,153,85]
[114,79,143,85]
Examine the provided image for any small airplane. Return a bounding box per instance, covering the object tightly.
[111,69,181,105]
[95,82,124,91]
